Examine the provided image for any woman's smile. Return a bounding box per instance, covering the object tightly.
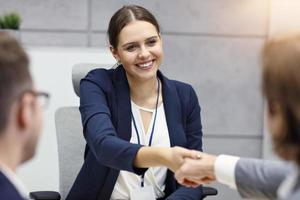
[135,59,155,70]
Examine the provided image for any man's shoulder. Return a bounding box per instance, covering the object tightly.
[0,171,25,200]
[290,187,300,200]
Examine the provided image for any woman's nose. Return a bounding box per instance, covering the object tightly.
[138,46,151,59]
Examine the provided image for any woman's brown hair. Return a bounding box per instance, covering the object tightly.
[262,33,300,165]
[107,5,160,49]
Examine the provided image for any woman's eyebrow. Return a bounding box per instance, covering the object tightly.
[121,41,136,48]
[147,36,159,40]
[121,36,159,48]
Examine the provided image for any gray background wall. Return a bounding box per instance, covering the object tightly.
[1,0,299,199]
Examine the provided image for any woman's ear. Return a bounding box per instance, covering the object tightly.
[110,46,119,62]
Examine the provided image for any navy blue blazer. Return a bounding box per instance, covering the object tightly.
[0,170,25,200]
[67,66,203,200]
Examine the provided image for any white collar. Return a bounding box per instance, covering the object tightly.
[0,161,29,199]
[278,163,299,200]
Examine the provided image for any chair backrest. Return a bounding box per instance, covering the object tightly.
[55,63,109,199]
[55,107,84,199]
[72,63,110,97]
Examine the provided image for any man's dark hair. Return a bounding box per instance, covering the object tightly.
[0,32,32,133]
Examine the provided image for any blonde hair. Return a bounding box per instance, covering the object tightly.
[262,33,300,165]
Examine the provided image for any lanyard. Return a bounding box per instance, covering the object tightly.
[131,78,160,187]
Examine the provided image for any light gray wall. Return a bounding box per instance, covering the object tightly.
[1,0,299,199]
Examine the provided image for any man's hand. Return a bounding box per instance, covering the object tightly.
[134,146,199,172]
[162,146,200,172]
[175,152,217,187]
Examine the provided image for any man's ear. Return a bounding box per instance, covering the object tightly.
[110,46,119,62]
[17,93,34,131]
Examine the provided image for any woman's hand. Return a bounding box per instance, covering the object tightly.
[175,152,217,187]
[161,146,200,172]
[133,146,199,172]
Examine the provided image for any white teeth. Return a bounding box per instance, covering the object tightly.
[138,61,153,68]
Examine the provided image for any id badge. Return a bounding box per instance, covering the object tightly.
[129,185,156,200]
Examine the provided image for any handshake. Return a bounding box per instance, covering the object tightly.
[159,147,217,188]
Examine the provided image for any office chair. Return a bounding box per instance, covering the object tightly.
[30,63,217,199]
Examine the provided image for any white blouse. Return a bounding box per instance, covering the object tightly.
[111,101,171,200]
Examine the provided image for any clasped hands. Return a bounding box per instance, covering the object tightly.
[164,147,217,188]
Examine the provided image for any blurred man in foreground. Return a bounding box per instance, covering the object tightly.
[175,33,300,200]
[0,32,48,199]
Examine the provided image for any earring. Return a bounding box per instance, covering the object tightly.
[112,60,121,69]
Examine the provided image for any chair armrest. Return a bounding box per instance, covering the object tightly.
[203,186,218,197]
[29,191,61,200]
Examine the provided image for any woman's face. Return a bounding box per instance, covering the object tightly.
[111,20,163,82]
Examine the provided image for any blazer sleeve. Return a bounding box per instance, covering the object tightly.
[167,85,203,200]
[235,158,292,199]
[184,85,203,151]
[79,77,145,174]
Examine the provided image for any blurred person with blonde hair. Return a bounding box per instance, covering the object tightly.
[175,33,300,200]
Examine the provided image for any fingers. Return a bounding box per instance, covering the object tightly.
[189,150,203,160]
[185,149,201,159]
[175,170,185,184]
[175,155,217,187]
[181,178,200,188]
[173,146,203,160]
[175,159,199,184]
[176,171,212,188]
[176,172,214,187]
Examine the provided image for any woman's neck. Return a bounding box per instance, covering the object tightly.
[127,76,160,108]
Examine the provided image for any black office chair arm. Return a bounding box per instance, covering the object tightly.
[29,187,216,199]
[29,191,61,200]
[203,186,218,198]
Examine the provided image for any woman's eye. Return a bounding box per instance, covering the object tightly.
[147,39,157,46]
[126,45,136,52]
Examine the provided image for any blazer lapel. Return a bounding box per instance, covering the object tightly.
[113,66,132,141]
[158,71,186,147]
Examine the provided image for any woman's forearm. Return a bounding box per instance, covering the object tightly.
[134,146,199,172]
[134,146,169,168]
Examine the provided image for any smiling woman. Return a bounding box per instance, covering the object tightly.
[66,5,204,200]
[111,20,163,83]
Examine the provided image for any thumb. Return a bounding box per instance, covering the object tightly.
[186,150,202,159]
[174,147,201,159]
